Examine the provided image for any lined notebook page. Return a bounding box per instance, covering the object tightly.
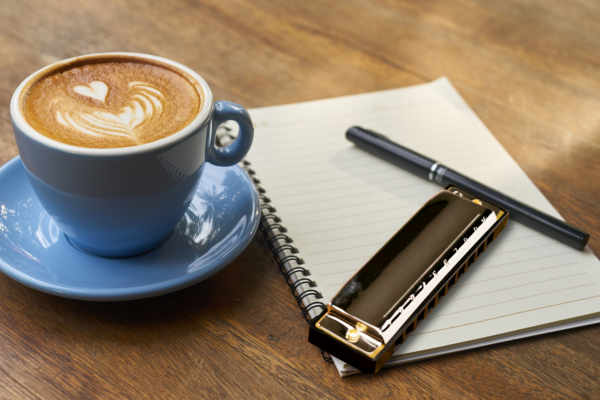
[244,78,600,375]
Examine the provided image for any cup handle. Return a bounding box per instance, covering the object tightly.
[206,100,254,166]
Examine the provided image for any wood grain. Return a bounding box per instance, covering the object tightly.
[0,0,599,398]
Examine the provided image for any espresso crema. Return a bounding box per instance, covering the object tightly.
[22,58,203,148]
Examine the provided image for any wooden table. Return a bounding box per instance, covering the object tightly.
[1,0,599,398]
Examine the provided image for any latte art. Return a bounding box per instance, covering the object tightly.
[74,81,109,103]
[22,60,202,148]
[56,81,165,144]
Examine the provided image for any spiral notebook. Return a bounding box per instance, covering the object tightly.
[218,77,600,377]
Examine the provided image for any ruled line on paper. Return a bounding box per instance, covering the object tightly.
[306,240,389,256]
[251,99,447,130]
[269,166,405,190]
[475,251,572,271]
[412,295,600,336]
[252,156,382,175]
[283,197,414,217]
[324,280,357,288]
[256,159,385,181]
[442,272,590,303]
[253,124,469,155]
[294,214,410,238]
[322,260,583,290]
[456,262,580,287]
[251,111,465,145]
[428,283,596,320]
[288,203,417,226]
[279,187,435,208]
[312,255,371,266]
[273,178,427,199]
[302,230,398,246]
[254,132,464,162]
[493,234,540,243]
[484,242,558,257]
[244,78,600,372]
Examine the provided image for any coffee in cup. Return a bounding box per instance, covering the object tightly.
[11,53,254,257]
[21,58,203,149]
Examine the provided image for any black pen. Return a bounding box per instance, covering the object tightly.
[346,126,590,251]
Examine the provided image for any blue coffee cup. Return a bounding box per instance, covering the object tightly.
[10,53,253,257]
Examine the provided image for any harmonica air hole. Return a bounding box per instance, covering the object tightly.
[468,253,476,267]
[396,329,408,346]
[457,265,466,280]
[428,299,435,313]
[309,189,509,373]
[447,277,455,291]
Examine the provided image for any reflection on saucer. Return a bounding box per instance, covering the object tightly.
[0,157,259,300]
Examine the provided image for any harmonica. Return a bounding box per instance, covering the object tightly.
[308,186,509,374]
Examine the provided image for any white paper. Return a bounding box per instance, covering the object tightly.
[244,78,600,376]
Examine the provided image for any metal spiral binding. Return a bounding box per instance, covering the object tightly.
[283,267,310,284]
[215,126,328,328]
[321,350,333,363]
[261,204,276,213]
[275,244,298,255]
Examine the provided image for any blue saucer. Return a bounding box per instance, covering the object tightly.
[0,157,260,301]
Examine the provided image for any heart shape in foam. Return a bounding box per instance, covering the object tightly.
[56,81,165,144]
[74,81,109,103]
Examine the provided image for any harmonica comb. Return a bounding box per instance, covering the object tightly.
[308,186,509,373]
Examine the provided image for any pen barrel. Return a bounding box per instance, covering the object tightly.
[440,168,590,250]
[346,125,590,251]
[346,126,435,180]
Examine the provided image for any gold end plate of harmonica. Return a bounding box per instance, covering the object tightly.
[308,186,509,374]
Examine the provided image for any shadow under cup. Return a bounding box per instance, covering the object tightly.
[10,53,254,258]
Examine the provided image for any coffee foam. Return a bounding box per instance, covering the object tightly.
[22,60,202,148]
